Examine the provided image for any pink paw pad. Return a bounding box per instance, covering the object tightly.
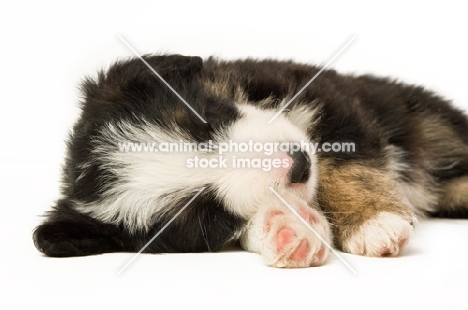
[276,228,295,252]
[379,236,409,256]
[397,236,408,248]
[276,228,311,263]
[290,239,310,262]
[261,206,331,267]
[298,207,319,224]
[379,245,392,256]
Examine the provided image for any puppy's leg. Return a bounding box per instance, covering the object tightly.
[239,195,331,268]
[318,160,417,257]
[33,200,129,257]
[433,176,468,218]
[413,112,468,218]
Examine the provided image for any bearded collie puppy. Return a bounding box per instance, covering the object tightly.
[33,55,468,267]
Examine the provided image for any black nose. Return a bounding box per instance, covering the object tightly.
[289,150,311,183]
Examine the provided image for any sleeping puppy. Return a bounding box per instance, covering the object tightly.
[33,55,468,267]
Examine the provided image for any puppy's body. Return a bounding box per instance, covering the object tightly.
[34,55,468,267]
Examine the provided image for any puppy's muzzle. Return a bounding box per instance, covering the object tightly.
[289,150,311,183]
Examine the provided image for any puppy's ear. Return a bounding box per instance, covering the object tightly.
[95,54,203,87]
[80,54,205,119]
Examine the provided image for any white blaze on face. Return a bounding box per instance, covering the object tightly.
[74,103,319,232]
[213,104,319,217]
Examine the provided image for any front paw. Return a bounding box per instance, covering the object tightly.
[261,206,331,267]
[342,212,416,257]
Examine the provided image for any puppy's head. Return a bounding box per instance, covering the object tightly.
[74,55,319,231]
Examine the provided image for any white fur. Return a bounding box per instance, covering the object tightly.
[342,211,415,257]
[74,105,320,233]
[239,196,330,267]
[215,104,319,217]
[74,120,218,232]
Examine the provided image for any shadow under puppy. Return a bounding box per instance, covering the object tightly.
[33,55,468,267]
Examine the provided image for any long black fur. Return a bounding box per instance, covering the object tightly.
[34,55,468,257]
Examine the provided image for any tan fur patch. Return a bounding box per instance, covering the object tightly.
[317,159,415,250]
[439,176,468,210]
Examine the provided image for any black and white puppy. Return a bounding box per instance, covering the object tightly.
[33,55,468,267]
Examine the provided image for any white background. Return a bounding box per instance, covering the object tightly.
[1,1,467,309]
